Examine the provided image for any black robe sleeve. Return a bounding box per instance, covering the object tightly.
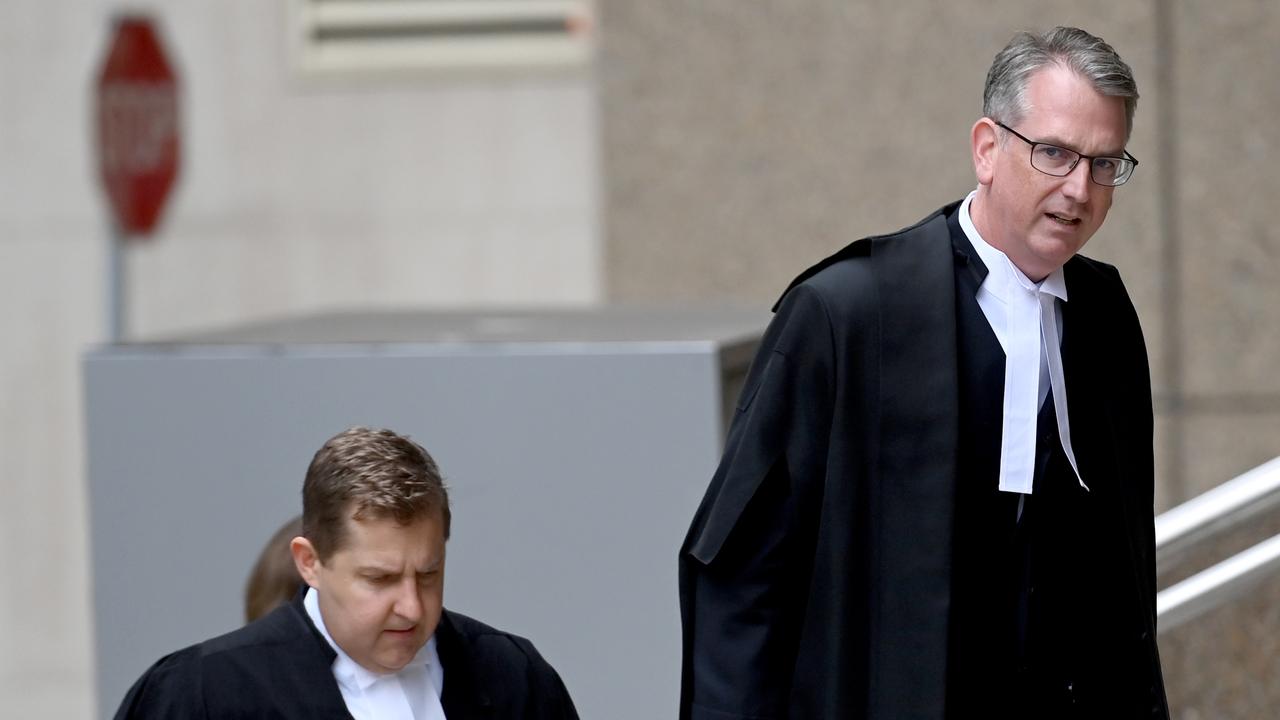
[1101,261,1170,717]
[113,648,207,720]
[110,599,352,719]
[439,610,581,719]
[679,283,838,720]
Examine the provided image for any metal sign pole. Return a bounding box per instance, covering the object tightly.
[109,223,126,342]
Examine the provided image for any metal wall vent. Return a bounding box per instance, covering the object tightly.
[289,0,595,76]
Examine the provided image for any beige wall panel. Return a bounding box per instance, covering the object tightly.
[1174,0,1280,399]
[128,206,599,338]
[0,237,99,719]
[599,2,1159,305]
[1154,413,1177,512]
[0,3,108,718]
[1181,413,1280,502]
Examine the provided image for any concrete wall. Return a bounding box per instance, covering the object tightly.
[1161,569,1280,718]
[0,1,599,716]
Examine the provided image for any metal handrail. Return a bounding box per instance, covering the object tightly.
[1154,455,1280,566]
[1157,532,1280,632]
[1154,455,1280,633]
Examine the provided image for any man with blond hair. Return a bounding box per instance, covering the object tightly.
[117,426,579,719]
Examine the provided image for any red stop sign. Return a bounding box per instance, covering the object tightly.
[96,16,180,237]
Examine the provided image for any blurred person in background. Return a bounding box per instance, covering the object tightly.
[244,514,304,623]
[679,26,1169,719]
[117,426,579,719]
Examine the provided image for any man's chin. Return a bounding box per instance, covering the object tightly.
[1028,234,1088,273]
[377,633,426,659]
[370,649,421,674]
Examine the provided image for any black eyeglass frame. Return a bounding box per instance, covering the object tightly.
[994,121,1139,187]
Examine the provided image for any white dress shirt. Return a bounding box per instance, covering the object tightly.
[304,587,447,720]
[958,190,1086,495]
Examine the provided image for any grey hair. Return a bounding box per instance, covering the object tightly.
[983,26,1139,138]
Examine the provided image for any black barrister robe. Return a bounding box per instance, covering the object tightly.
[679,202,1170,719]
[114,592,579,719]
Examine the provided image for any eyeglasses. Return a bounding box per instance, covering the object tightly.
[995,121,1139,187]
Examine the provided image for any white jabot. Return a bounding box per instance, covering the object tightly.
[304,587,447,720]
[959,190,1086,495]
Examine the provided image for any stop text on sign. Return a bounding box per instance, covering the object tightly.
[99,83,178,176]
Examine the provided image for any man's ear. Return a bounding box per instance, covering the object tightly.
[291,536,322,588]
[971,117,1000,186]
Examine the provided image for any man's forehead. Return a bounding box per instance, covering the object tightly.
[329,509,441,550]
[333,539,445,573]
[1025,127,1128,157]
[1019,70,1128,154]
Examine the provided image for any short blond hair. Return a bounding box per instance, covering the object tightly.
[302,427,451,562]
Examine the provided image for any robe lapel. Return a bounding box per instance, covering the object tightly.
[1059,265,1116,501]
[1059,264,1141,593]
[867,211,960,715]
[436,612,495,719]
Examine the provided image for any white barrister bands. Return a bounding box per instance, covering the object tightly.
[958,190,1087,495]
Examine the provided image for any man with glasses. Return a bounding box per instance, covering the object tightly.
[680,27,1169,719]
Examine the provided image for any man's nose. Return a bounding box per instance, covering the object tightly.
[394,578,424,622]
[1061,158,1092,201]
